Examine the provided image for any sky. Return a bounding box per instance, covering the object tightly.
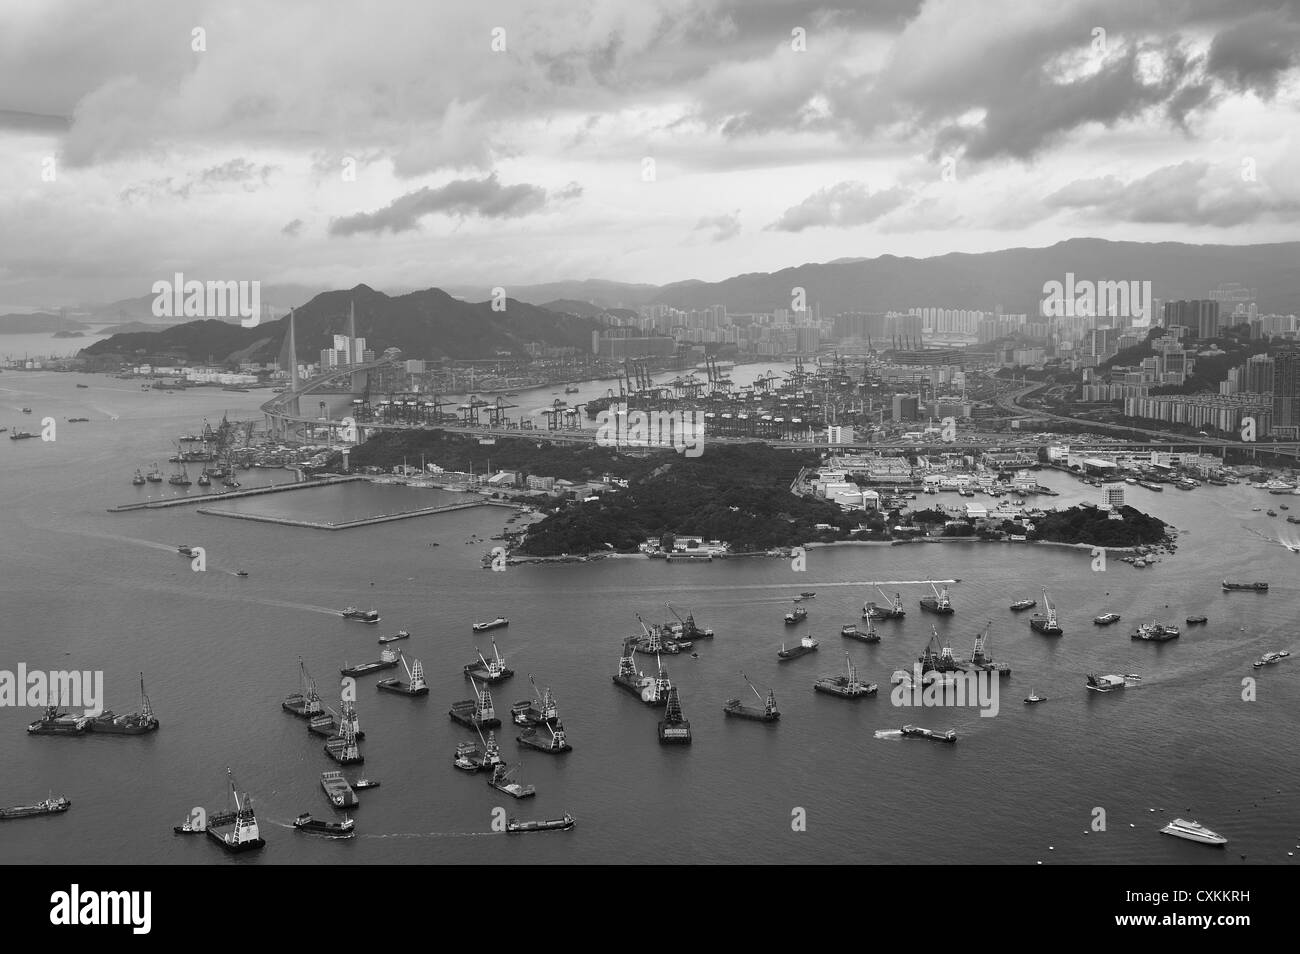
[1,0,1298,309]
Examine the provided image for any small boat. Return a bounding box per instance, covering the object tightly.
[341,606,381,623]
[293,813,355,837]
[783,606,808,625]
[132,469,146,486]
[146,464,163,483]
[1267,510,1278,517]
[900,725,957,743]
[76,383,89,388]
[506,812,575,833]
[1009,598,1036,611]
[1023,688,1047,705]
[1159,818,1227,846]
[1093,612,1121,626]
[488,762,536,798]
[352,778,380,789]
[1185,615,1207,625]
[172,817,204,834]
[378,630,411,644]
[777,633,819,660]
[472,616,509,632]
[235,569,248,577]
[197,472,212,487]
[1251,650,1290,669]
[799,591,816,599]
[20,407,31,413]
[177,544,198,557]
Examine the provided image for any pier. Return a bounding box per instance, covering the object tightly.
[196,497,492,530]
[107,475,366,512]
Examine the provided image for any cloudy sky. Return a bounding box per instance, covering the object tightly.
[2,0,1298,308]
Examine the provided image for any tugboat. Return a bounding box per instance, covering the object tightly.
[449,679,502,728]
[863,587,906,620]
[1131,623,1180,642]
[1023,688,1047,705]
[320,770,359,808]
[900,725,957,743]
[1222,580,1268,591]
[722,672,779,722]
[517,721,572,754]
[172,814,203,834]
[488,762,536,798]
[919,581,954,615]
[841,617,882,643]
[1009,598,1036,611]
[376,651,428,696]
[1093,612,1121,625]
[0,795,71,820]
[463,640,514,683]
[657,686,692,744]
[813,653,878,698]
[352,778,380,790]
[26,705,90,735]
[506,812,575,833]
[511,674,560,727]
[341,606,381,623]
[378,629,411,644]
[472,616,509,632]
[784,605,808,625]
[293,813,355,838]
[1159,818,1227,846]
[282,657,325,718]
[777,632,820,660]
[1028,587,1062,635]
[86,673,160,734]
[204,769,265,853]
[340,647,401,677]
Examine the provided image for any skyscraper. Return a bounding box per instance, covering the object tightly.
[1272,349,1300,438]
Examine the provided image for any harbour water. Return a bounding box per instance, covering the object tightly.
[2,370,1298,864]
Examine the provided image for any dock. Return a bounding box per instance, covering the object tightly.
[107,475,366,512]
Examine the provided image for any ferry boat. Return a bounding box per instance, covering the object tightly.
[340,647,400,677]
[205,770,265,853]
[1222,580,1268,591]
[864,587,906,620]
[784,605,808,625]
[1159,818,1227,846]
[900,725,957,743]
[506,812,575,833]
[840,620,881,643]
[1009,598,1036,611]
[341,606,381,623]
[511,675,560,727]
[320,770,359,808]
[1093,612,1121,625]
[86,673,159,734]
[1251,650,1290,669]
[378,629,411,644]
[611,640,670,706]
[1085,672,1141,692]
[1028,587,1062,635]
[472,616,509,632]
[449,680,502,728]
[919,582,954,615]
[463,640,514,683]
[813,653,878,698]
[0,795,71,820]
[293,813,355,838]
[376,652,428,695]
[723,673,779,722]
[777,633,819,660]
[132,469,146,486]
[1131,622,1180,642]
[488,763,536,798]
[1023,688,1047,705]
[657,686,692,744]
[517,721,572,754]
[282,658,325,718]
[26,705,89,735]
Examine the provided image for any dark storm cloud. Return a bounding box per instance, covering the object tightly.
[329,174,558,236]
[1205,9,1300,97]
[766,182,910,231]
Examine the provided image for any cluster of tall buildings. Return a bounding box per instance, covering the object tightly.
[320,333,372,368]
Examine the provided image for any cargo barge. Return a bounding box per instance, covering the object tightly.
[376,651,428,696]
[863,588,906,620]
[320,770,359,808]
[488,763,536,798]
[813,653,878,698]
[204,770,265,853]
[657,686,692,744]
[506,812,575,833]
[472,616,508,632]
[25,706,90,735]
[463,640,514,683]
[293,813,355,838]
[1222,580,1268,591]
[919,582,954,615]
[900,724,957,743]
[723,673,779,722]
[449,681,502,729]
[517,721,572,754]
[511,676,561,727]
[282,657,326,718]
[611,640,670,706]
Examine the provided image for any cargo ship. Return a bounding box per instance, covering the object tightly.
[205,770,265,853]
[488,763,536,798]
[341,606,381,623]
[320,770,359,808]
[341,647,400,677]
[840,619,881,643]
[1085,672,1142,692]
[463,640,514,683]
[919,582,954,615]
[0,795,71,820]
[723,673,779,722]
[783,605,808,625]
[378,629,411,644]
[863,587,906,620]
[511,675,560,727]
[26,705,90,735]
[1131,622,1180,642]
[517,721,572,754]
[657,686,692,744]
[282,657,326,718]
[777,632,819,660]
[1159,818,1227,846]
[1222,580,1268,591]
[293,813,355,838]
[1251,650,1290,669]
[86,673,159,734]
[506,812,575,833]
[611,640,670,706]
[471,616,508,632]
[449,680,502,728]
[376,651,428,696]
[900,724,957,743]
[813,653,878,698]
[1028,587,1062,635]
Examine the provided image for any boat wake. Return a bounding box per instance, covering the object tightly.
[359,830,501,839]
[874,729,904,740]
